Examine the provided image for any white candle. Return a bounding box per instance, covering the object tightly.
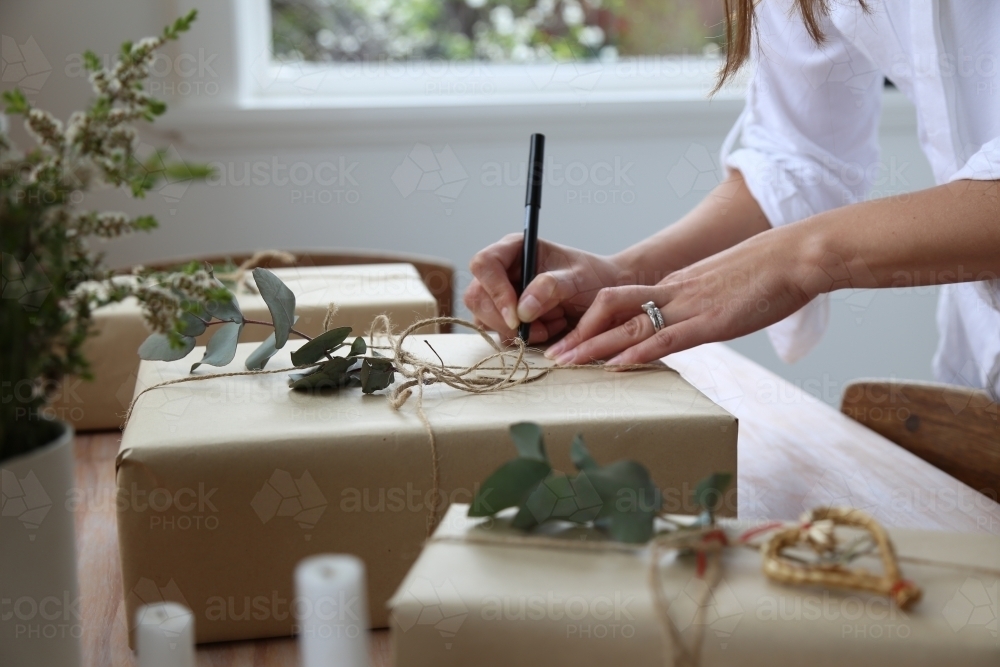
[135,602,195,667]
[296,554,371,667]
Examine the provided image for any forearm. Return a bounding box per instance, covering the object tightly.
[789,180,1000,297]
[613,169,772,284]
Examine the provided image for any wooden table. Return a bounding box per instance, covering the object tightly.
[74,342,1000,666]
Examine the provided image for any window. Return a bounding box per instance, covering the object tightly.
[271,0,725,64]
[241,0,730,105]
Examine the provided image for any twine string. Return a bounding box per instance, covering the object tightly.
[215,250,297,294]
[428,516,1000,667]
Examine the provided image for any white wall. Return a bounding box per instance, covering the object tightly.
[2,0,940,406]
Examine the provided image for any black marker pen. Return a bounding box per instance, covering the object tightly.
[518,133,545,343]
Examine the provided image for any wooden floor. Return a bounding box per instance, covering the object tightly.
[74,342,1000,665]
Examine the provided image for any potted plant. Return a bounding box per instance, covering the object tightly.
[0,12,212,666]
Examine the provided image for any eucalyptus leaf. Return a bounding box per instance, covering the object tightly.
[191,321,243,372]
[245,314,298,371]
[288,357,355,391]
[359,356,394,394]
[694,472,733,513]
[246,331,278,371]
[204,284,243,323]
[138,333,195,361]
[570,435,598,472]
[290,326,351,366]
[468,458,551,517]
[508,422,546,461]
[348,336,366,358]
[252,267,295,349]
[177,310,208,337]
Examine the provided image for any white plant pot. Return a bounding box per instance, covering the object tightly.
[1,421,82,667]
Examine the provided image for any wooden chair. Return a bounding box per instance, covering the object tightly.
[139,248,455,332]
[840,380,999,499]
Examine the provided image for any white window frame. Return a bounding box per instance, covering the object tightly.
[160,0,916,148]
[236,0,729,107]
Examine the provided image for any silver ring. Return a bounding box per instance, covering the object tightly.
[641,301,664,332]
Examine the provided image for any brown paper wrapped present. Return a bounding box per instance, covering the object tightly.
[48,263,437,431]
[116,332,737,645]
[389,503,999,667]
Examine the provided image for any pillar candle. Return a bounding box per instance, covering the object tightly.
[296,554,371,667]
[136,602,195,667]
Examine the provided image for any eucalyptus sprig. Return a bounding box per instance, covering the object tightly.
[137,267,396,394]
[470,423,734,544]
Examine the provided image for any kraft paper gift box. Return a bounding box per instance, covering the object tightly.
[389,504,1000,667]
[116,333,737,645]
[48,263,437,431]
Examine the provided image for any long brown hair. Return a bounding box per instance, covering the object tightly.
[714,0,869,93]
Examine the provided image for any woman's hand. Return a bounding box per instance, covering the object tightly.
[464,234,630,343]
[545,226,820,365]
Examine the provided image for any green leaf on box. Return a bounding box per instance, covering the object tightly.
[359,355,394,394]
[204,285,243,323]
[288,357,357,391]
[348,336,367,358]
[570,434,598,472]
[246,331,278,371]
[177,310,208,337]
[290,326,352,366]
[469,424,672,544]
[694,472,732,512]
[138,333,196,361]
[468,458,552,517]
[191,321,243,372]
[245,315,297,371]
[509,422,546,461]
[252,267,295,349]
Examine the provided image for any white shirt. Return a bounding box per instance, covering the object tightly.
[722,0,1000,399]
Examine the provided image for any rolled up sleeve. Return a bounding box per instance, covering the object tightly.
[722,0,884,362]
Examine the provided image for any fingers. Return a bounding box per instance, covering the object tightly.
[463,278,515,340]
[545,285,650,360]
[516,271,575,323]
[606,317,708,366]
[528,316,568,345]
[468,233,523,330]
[553,313,653,365]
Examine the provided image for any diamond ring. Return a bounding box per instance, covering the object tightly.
[641,301,664,332]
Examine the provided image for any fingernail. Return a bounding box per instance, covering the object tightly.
[606,355,623,366]
[517,295,542,323]
[555,350,576,365]
[501,306,519,330]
